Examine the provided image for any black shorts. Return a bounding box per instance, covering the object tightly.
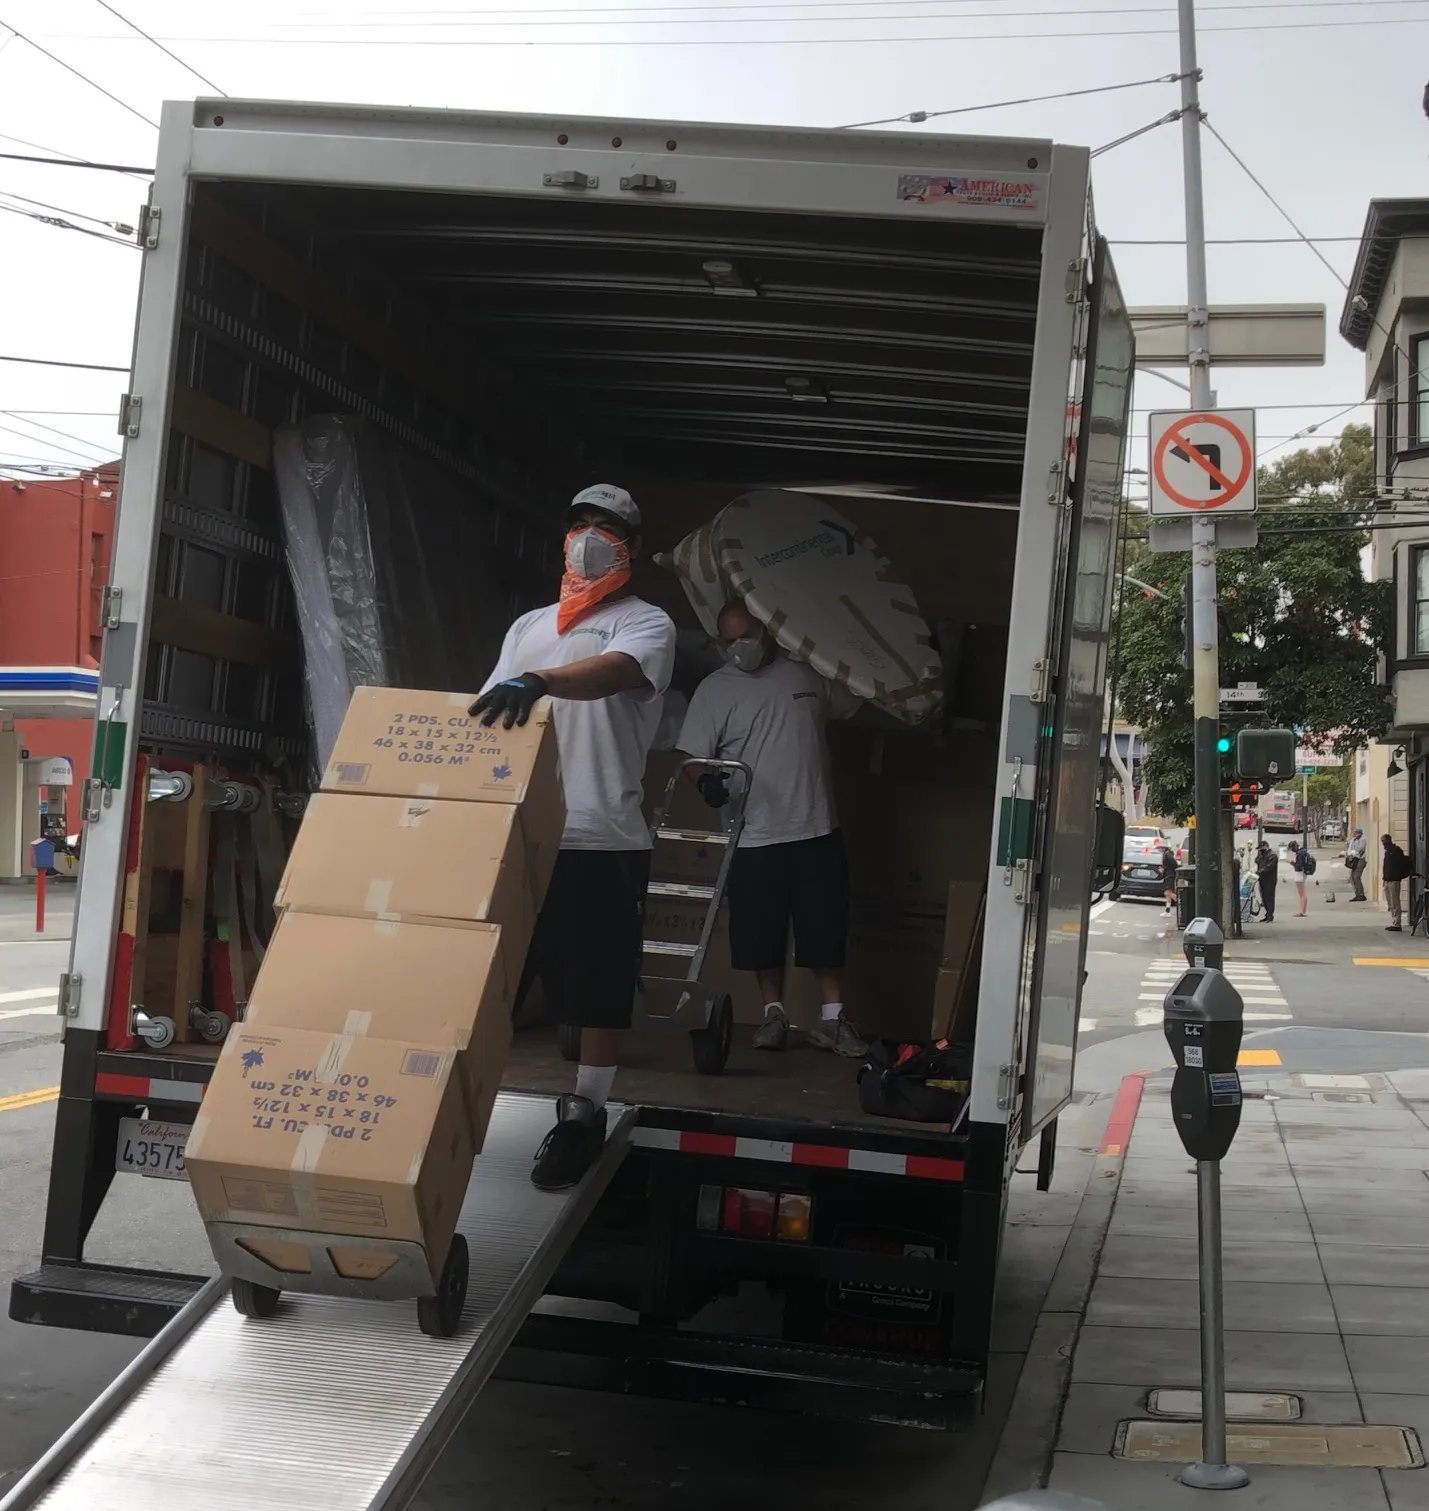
[523,849,650,1030]
[726,830,849,974]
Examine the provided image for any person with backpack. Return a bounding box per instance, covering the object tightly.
[1287,840,1316,916]
[1382,834,1412,932]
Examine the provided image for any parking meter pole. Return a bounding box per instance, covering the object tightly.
[1164,924,1249,1491]
[35,865,44,934]
[1182,1160,1248,1489]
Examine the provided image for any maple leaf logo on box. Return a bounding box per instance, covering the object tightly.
[240,1048,264,1075]
[492,762,512,781]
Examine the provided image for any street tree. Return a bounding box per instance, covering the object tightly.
[1113,424,1390,821]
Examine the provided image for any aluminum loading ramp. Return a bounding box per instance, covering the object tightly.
[3,1094,632,1511]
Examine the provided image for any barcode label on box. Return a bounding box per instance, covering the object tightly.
[332,762,370,785]
[402,1050,441,1078]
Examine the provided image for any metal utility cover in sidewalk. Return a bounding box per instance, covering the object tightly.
[1117,1421,1422,1468]
[1147,1390,1301,1422]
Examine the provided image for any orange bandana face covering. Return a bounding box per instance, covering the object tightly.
[557,525,632,632]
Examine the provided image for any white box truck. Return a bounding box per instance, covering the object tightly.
[7,99,1130,1508]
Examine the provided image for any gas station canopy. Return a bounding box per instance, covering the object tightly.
[0,667,99,719]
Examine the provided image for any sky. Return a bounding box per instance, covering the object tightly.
[0,0,1425,484]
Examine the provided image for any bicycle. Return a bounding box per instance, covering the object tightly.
[1409,873,1429,938]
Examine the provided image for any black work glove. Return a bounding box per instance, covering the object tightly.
[697,771,731,809]
[470,672,549,729]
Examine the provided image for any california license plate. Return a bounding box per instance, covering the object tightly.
[115,1117,190,1181]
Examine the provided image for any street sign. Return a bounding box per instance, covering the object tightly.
[1218,685,1263,704]
[1129,304,1326,368]
[1149,410,1258,517]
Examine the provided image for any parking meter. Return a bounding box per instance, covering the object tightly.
[1182,916,1223,971]
[1163,967,1244,1161]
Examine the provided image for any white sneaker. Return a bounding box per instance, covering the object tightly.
[752,1006,790,1051]
[808,1014,869,1059]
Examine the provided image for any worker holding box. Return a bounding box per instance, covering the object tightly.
[677,599,867,1057]
[472,485,676,1191]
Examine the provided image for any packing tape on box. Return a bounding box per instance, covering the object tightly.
[416,782,441,798]
[342,1009,372,1037]
[315,1033,354,1082]
[398,802,433,827]
[364,879,394,913]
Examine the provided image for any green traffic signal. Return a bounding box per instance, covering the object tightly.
[1216,734,1232,754]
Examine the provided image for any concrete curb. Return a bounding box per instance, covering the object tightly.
[979,1077,1143,1505]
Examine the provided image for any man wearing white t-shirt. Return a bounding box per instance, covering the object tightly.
[473,484,675,1191]
[677,600,866,1057]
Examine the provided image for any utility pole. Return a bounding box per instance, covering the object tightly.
[1175,0,1249,1494]
[1177,0,1222,932]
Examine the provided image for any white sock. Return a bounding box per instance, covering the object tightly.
[764,1001,785,1020]
[821,1001,844,1023]
[574,1063,616,1110]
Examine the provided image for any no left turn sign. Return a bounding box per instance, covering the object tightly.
[1148,409,1257,516]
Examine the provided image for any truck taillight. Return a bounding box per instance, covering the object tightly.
[697,1184,811,1240]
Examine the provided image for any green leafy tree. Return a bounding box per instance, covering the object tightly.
[1114,425,1390,821]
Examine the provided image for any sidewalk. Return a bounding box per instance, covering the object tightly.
[1227,869,1429,967]
[1004,1068,1429,1509]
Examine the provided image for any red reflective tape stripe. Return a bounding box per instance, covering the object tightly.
[791,1143,850,1169]
[1100,1072,1146,1157]
[680,1131,738,1157]
[95,1072,149,1098]
[905,1156,965,1182]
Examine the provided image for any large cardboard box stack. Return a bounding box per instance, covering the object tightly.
[185,688,563,1295]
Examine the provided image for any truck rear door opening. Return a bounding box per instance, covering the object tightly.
[9,101,1131,1502]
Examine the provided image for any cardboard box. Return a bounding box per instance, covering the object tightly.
[245,911,512,1059]
[275,793,535,986]
[186,1024,480,1289]
[322,687,565,902]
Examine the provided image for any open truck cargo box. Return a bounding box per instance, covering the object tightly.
[11,101,1132,1486]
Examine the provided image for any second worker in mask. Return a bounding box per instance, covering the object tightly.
[677,599,866,1056]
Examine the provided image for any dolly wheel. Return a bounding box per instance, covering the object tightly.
[418,1232,469,1338]
[231,1277,281,1319]
[558,1024,581,1063]
[690,993,733,1075]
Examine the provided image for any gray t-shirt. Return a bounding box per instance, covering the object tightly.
[676,655,860,848]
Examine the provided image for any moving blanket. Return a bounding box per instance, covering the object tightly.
[662,490,943,724]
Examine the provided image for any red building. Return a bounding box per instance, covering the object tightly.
[0,463,117,788]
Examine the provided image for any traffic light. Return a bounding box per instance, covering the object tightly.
[1216,728,1233,756]
[1225,779,1263,811]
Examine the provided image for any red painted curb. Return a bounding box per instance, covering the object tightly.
[1099,1072,1146,1157]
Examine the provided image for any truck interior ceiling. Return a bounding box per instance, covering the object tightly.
[161,177,1043,1125]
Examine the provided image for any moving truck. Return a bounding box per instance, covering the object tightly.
[7,100,1131,1504]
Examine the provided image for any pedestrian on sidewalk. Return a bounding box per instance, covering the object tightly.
[1382,834,1412,932]
[1288,840,1314,916]
[1346,826,1368,901]
[1255,838,1278,922]
[1159,844,1178,918]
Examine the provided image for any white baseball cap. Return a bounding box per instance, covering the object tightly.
[568,483,640,530]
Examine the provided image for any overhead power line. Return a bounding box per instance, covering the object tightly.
[0,419,108,465]
[0,354,129,373]
[0,18,157,128]
[0,199,136,246]
[91,0,227,94]
[0,188,134,233]
[91,13,1429,43]
[841,70,1184,129]
[0,410,115,455]
[269,0,1429,21]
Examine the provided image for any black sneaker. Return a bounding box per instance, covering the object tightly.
[532,1093,608,1191]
